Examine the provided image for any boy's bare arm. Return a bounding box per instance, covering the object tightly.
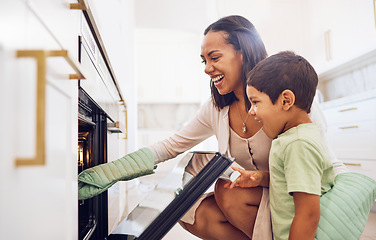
[289,192,320,240]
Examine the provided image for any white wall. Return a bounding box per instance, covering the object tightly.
[87,0,376,149]
[133,0,308,149]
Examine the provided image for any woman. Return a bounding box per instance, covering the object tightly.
[149,15,270,239]
[149,15,346,240]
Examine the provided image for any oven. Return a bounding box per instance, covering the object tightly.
[77,11,125,239]
[78,87,109,240]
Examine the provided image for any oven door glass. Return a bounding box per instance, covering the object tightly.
[111,152,234,240]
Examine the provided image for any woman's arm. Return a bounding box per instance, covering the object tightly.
[289,192,320,240]
[149,98,216,163]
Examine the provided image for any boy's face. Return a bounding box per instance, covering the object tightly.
[246,86,285,139]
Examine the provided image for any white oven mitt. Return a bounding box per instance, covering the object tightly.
[78,147,156,200]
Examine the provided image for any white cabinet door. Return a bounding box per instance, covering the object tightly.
[327,119,376,160]
[322,96,376,181]
[303,0,376,74]
[322,97,376,125]
[27,0,81,59]
[0,1,79,239]
[342,159,376,181]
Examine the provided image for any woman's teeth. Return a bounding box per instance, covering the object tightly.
[212,75,224,82]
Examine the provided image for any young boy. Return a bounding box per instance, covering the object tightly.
[229,51,335,240]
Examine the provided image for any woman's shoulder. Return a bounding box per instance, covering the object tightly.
[196,97,229,127]
[200,97,228,115]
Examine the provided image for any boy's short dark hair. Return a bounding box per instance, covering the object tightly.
[247,51,318,113]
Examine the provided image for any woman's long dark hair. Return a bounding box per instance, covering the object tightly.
[204,15,268,111]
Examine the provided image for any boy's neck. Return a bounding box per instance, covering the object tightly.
[281,107,312,134]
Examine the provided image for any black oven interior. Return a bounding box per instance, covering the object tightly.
[78,87,108,240]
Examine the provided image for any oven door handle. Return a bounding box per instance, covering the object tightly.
[80,217,97,240]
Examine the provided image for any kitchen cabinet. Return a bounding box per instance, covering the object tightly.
[0,0,140,239]
[27,0,80,56]
[327,119,376,160]
[0,1,80,239]
[302,0,376,75]
[321,94,376,181]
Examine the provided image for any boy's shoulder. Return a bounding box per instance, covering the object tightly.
[273,123,324,151]
[278,123,320,141]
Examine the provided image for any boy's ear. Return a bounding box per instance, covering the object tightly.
[280,90,295,110]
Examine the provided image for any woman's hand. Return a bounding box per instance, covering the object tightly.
[224,166,269,189]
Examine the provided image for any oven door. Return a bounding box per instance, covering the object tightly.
[110,152,234,240]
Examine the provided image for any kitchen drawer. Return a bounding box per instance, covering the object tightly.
[322,97,376,125]
[328,119,376,160]
[26,0,80,58]
[341,159,376,181]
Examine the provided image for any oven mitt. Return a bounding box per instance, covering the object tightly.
[78,147,156,200]
[316,172,376,240]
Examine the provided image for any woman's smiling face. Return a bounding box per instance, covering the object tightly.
[201,30,244,96]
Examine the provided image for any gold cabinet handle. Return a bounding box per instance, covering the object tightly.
[324,30,332,61]
[123,109,128,140]
[15,50,85,167]
[338,107,357,112]
[46,50,85,79]
[339,126,359,130]
[70,0,86,11]
[119,100,128,139]
[343,163,362,167]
